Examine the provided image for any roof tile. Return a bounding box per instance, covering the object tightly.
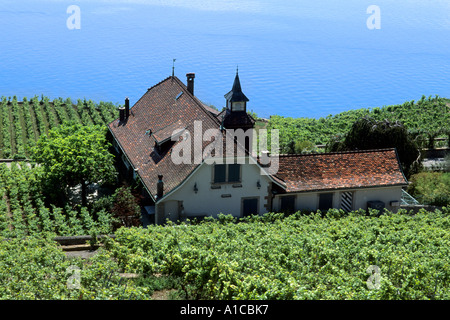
[108,76,221,198]
[274,149,408,192]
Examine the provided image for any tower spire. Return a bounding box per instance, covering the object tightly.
[222,69,255,149]
[225,71,248,103]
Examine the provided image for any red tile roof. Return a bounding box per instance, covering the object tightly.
[109,75,408,201]
[152,120,186,145]
[108,76,223,199]
[274,148,408,193]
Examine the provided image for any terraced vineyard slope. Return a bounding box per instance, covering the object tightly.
[0,96,118,159]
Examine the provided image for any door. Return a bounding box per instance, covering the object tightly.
[242,197,259,217]
[164,200,179,222]
[318,193,333,211]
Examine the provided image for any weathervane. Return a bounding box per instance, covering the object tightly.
[172,58,176,77]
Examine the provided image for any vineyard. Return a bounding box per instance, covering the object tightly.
[0,236,154,299]
[0,93,449,300]
[267,95,450,153]
[0,162,115,238]
[2,94,448,158]
[0,208,448,300]
[0,95,117,159]
[106,209,450,300]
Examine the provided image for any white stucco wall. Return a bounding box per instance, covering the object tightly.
[273,186,404,213]
[159,159,273,220]
[353,186,403,212]
[164,200,180,222]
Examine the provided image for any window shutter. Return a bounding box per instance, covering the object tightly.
[340,191,353,212]
[228,164,241,182]
[214,164,226,183]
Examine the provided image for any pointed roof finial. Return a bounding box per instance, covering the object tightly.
[236,65,239,75]
[172,58,176,77]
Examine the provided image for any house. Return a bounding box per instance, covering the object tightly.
[107,71,408,224]
[272,149,408,213]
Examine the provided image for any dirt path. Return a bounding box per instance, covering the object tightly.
[151,289,177,300]
[0,161,32,168]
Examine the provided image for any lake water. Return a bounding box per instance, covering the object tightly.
[1,0,450,118]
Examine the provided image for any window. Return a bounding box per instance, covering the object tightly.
[121,154,130,169]
[228,164,241,183]
[232,101,245,111]
[280,196,296,213]
[213,164,226,183]
[318,193,334,211]
[112,139,119,153]
[213,164,241,183]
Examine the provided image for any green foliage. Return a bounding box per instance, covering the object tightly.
[268,95,450,153]
[281,140,318,154]
[408,172,450,206]
[107,208,450,300]
[294,140,318,154]
[0,208,449,300]
[111,186,141,228]
[0,163,115,238]
[32,122,116,185]
[31,123,117,206]
[0,95,117,159]
[327,117,421,177]
[444,154,450,173]
[0,237,151,299]
[247,109,259,121]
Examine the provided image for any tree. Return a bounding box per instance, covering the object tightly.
[111,186,141,228]
[326,116,421,177]
[32,122,117,206]
[294,140,318,154]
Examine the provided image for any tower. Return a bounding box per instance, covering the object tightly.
[222,69,255,154]
[222,69,255,131]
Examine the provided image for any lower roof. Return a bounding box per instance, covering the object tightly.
[273,148,408,193]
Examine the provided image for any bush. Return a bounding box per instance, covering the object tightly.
[294,140,318,154]
[407,172,450,206]
[444,154,450,173]
[111,186,141,228]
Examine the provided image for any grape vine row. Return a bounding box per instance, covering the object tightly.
[0,162,115,238]
[0,96,118,159]
[106,209,450,300]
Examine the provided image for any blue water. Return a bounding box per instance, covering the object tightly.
[1,0,450,119]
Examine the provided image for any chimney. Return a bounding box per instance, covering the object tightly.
[260,150,271,167]
[125,97,130,119]
[119,107,125,122]
[157,175,164,199]
[186,73,195,95]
